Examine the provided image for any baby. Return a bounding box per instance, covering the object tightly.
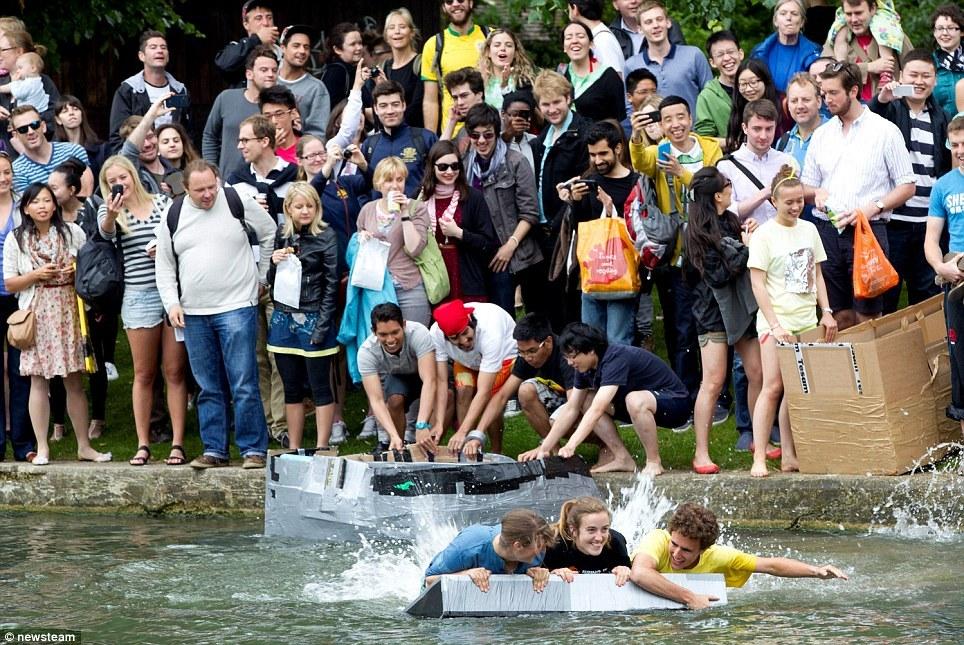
[0,52,49,112]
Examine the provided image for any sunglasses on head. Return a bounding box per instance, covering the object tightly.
[13,120,42,135]
[435,161,462,172]
[467,131,496,141]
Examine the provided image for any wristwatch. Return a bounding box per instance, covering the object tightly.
[873,198,885,212]
[823,307,834,315]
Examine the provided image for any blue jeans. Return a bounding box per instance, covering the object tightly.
[581,294,636,345]
[733,353,751,434]
[183,306,268,459]
[0,294,33,460]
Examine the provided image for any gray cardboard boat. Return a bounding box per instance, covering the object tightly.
[264,448,601,541]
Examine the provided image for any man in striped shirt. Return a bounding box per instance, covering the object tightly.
[869,49,953,314]
[802,61,916,331]
[10,105,90,193]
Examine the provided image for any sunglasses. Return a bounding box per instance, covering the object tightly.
[467,131,496,141]
[435,161,462,172]
[13,120,42,135]
[827,60,859,85]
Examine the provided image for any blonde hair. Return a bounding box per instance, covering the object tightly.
[281,181,325,237]
[372,156,408,192]
[98,155,152,233]
[0,17,27,34]
[638,94,665,145]
[383,8,421,52]
[16,51,43,74]
[478,29,537,91]
[532,69,572,103]
[497,508,557,549]
[555,497,612,547]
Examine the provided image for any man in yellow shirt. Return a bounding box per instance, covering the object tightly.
[421,0,489,134]
[630,503,849,608]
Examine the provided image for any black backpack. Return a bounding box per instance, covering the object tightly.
[75,231,124,314]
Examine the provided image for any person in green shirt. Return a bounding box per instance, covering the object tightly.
[695,30,744,141]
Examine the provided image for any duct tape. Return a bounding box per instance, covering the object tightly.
[791,342,862,396]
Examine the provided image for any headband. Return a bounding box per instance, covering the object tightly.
[772,170,798,193]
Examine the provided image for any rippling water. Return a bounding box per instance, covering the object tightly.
[0,509,961,644]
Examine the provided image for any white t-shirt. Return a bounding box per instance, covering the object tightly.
[146,81,173,126]
[590,23,627,77]
[430,302,518,372]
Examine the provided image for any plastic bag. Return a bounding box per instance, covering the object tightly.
[350,237,391,291]
[273,254,302,308]
[853,210,898,299]
[576,216,640,300]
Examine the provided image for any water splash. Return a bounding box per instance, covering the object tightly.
[608,473,677,548]
[869,442,963,542]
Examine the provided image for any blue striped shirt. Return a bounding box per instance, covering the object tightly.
[12,142,89,192]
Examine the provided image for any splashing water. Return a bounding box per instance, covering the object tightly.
[608,473,677,548]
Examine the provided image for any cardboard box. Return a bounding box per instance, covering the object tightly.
[777,295,954,475]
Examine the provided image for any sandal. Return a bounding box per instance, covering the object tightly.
[88,420,105,440]
[165,445,187,466]
[129,445,151,466]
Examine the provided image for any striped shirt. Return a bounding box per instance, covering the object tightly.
[892,108,936,224]
[12,142,89,192]
[97,193,171,290]
[802,108,915,222]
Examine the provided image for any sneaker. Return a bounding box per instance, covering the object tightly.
[671,415,694,433]
[735,431,753,451]
[242,455,266,469]
[711,403,730,427]
[358,415,377,439]
[330,421,347,445]
[504,399,522,418]
[190,454,229,470]
[104,362,119,382]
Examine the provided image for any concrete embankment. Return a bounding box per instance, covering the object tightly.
[0,462,960,529]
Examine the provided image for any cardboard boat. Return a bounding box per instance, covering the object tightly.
[264,448,601,541]
[406,573,728,617]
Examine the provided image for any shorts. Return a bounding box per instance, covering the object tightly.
[453,358,515,394]
[611,389,691,428]
[121,287,165,330]
[816,217,889,316]
[522,378,568,415]
[384,372,422,402]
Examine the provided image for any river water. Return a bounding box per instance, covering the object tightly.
[1,477,962,644]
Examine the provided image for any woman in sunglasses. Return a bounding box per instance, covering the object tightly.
[419,140,498,304]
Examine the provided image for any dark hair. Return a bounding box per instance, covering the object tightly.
[155,122,200,168]
[585,120,623,153]
[818,60,861,94]
[667,502,719,550]
[138,29,165,52]
[50,158,87,199]
[568,0,603,21]
[725,59,779,153]
[561,21,594,53]
[658,95,690,117]
[931,4,964,33]
[326,22,360,62]
[183,159,222,187]
[843,0,876,7]
[464,103,502,138]
[901,48,936,70]
[419,140,469,200]
[245,44,277,70]
[371,302,404,330]
[626,68,657,95]
[559,322,608,358]
[685,167,741,275]
[743,98,778,124]
[443,67,484,95]
[502,89,535,112]
[513,313,553,342]
[706,29,740,55]
[52,95,100,146]
[259,85,297,110]
[15,183,68,250]
[372,79,406,104]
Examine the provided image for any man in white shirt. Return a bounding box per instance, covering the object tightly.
[718,99,798,225]
[802,61,916,330]
[568,0,626,77]
[422,300,518,454]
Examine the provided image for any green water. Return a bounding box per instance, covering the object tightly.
[0,513,961,644]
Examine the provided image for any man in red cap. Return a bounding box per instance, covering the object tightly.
[422,300,518,454]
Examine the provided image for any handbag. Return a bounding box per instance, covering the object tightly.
[411,233,451,304]
[576,213,640,300]
[6,309,35,350]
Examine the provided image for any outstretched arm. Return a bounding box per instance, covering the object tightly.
[754,557,848,580]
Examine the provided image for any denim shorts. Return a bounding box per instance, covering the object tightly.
[121,287,165,330]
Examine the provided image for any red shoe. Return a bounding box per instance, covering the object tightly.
[692,461,721,475]
[749,445,783,460]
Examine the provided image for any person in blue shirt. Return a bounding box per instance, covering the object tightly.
[424,508,556,591]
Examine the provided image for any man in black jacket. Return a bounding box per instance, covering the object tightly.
[610,0,686,60]
[215,0,282,87]
[870,48,953,313]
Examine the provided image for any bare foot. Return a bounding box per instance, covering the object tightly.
[591,456,637,473]
[640,462,664,478]
[88,420,104,440]
[781,459,799,473]
[51,424,65,442]
[750,461,769,477]
[594,446,614,470]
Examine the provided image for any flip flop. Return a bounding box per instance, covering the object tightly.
[129,445,150,466]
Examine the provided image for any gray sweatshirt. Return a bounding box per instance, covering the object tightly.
[154,188,276,315]
[201,88,260,176]
[277,72,331,137]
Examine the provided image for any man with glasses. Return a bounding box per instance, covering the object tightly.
[421,0,489,134]
[215,0,281,87]
[802,60,915,330]
[501,91,538,171]
[10,105,90,193]
[695,30,744,140]
[276,24,330,138]
[623,68,658,139]
[258,85,300,164]
[421,299,517,455]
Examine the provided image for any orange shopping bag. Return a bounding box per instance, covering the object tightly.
[853,209,898,299]
[576,215,640,299]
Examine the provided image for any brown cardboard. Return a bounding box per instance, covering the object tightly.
[777,295,952,475]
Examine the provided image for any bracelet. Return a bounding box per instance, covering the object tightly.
[509,236,520,246]
[465,429,488,447]
[414,420,431,430]
[401,215,412,222]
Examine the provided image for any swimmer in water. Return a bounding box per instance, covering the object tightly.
[542,497,632,585]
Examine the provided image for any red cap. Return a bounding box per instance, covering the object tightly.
[434,300,474,337]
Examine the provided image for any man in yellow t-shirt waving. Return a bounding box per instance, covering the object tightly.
[630,502,848,608]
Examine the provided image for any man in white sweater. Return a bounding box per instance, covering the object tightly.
[155,160,277,469]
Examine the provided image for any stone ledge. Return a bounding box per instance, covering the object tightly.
[1,462,960,529]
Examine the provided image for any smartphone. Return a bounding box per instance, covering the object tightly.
[110,184,124,198]
[165,93,189,109]
[577,178,598,189]
[892,84,915,98]
[164,170,185,196]
[644,110,660,124]
[657,141,672,162]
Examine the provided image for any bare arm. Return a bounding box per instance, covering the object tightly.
[925,217,964,283]
[362,373,403,446]
[453,369,498,437]
[750,267,791,343]
[475,375,521,435]
[520,388,587,460]
[629,554,718,610]
[560,385,618,454]
[423,81,440,135]
[754,557,848,580]
[814,264,837,341]
[415,352,438,425]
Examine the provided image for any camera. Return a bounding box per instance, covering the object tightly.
[369,66,381,78]
[343,149,354,160]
